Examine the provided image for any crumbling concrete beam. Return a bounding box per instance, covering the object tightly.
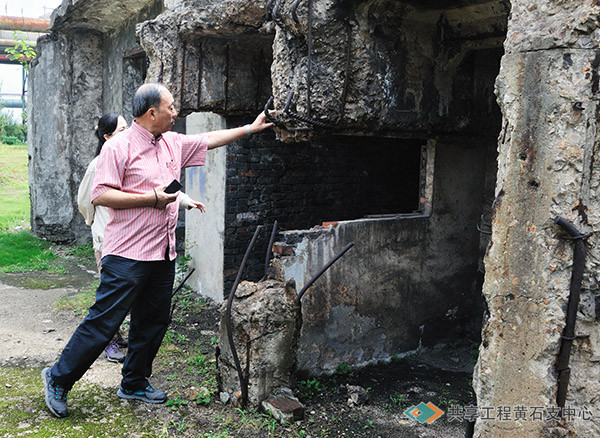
[269,0,509,141]
[50,0,159,33]
[136,0,508,139]
[137,3,273,116]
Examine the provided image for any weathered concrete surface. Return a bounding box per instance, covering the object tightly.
[275,137,489,373]
[29,29,103,241]
[137,1,273,117]
[269,0,508,140]
[185,112,227,303]
[218,269,299,406]
[474,1,600,436]
[136,0,507,140]
[503,0,600,52]
[50,0,158,33]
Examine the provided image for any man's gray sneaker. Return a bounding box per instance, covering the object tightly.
[117,385,167,404]
[104,340,125,363]
[42,367,68,418]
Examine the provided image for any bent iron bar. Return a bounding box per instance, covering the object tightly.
[291,0,303,23]
[554,216,589,408]
[284,91,331,129]
[264,220,279,279]
[265,0,275,19]
[271,0,285,28]
[169,268,196,321]
[295,242,354,305]
[225,225,263,409]
[264,96,286,129]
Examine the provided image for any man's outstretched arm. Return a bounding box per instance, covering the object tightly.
[205,112,274,149]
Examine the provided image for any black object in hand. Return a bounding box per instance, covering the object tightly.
[164,179,183,194]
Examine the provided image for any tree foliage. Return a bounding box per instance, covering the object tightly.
[5,31,36,71]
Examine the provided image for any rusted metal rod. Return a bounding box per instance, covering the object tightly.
[306,0,313,118]
[264,220,278,278]
[271,0,285,28]
[264,96,276,121]
[225,225,263,409]
[272,0,282,19]
[284,91,331,128]
[265,0,275,19]
[264,95,287,129]
[554,216,588,408]
[291,0,303,23]
[0,16,49,33]
[171,268,196,298]
[169,268,196,321]
[477,214,492,235]
[295,242,354,305]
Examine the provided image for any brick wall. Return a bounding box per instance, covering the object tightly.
[223,118,424,292]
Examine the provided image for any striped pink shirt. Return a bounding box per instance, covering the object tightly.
[91,121,208,261]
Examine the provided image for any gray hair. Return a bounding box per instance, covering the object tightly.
[132,83,166,118]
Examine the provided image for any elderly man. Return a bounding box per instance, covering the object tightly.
[42,83,273,418]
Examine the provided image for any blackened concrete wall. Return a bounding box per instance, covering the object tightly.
[274,139,492,373]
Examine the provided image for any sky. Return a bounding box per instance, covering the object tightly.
[0,0,59,17]
[0,0,62,121]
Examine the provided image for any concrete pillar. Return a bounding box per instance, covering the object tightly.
[185,112,227,303]
[474,2,600,436]
[28,30,103,242]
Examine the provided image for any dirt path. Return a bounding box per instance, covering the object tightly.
[0,280,122,388]
[0,281,78,367]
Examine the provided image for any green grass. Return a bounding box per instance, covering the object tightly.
[0,367,165,437]
[63,242,95,261]
[0,141,70,275]
[0,142,29,230]
[55,280,98,315]
[0,231,63,273]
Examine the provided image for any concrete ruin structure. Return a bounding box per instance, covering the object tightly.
[28,0,600,435]
[473,2,600,437]
[217,267,300,408]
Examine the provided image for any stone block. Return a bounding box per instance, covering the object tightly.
[261,387,304,423]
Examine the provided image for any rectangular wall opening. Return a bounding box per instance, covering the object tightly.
[224,130,432,289]
[330,136,426,220]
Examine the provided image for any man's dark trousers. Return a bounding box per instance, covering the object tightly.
[50,254,175,390]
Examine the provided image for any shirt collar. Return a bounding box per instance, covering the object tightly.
[132,120,163,144]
